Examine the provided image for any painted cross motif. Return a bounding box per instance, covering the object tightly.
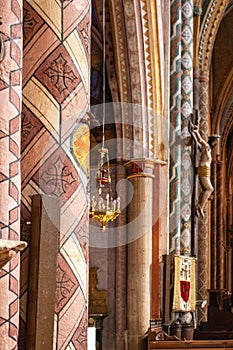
[56,263,76,312]
[40,157,76,197]
[23,9,38,41]
[44,53,79,93]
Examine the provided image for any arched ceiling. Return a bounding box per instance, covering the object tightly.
[212,6,233,114]
[210,1,233,196]
[201,0,233,19]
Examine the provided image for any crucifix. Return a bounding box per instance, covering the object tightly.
[189,112,220,218]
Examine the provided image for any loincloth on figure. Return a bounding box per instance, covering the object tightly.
[197,165,210,177]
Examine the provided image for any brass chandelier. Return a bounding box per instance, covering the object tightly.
[89,0,121,231]
[89,147,121,231]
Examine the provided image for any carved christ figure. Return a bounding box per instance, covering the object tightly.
[189,121,217,218]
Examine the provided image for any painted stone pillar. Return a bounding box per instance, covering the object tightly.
[151,164,162,323]
[211,160,217,290]
[197,71,209,322]
[169,0,182,255]
[126,159,154,350]
[21,1,90,348]
[192,4,202,258]
[0,0,23,348]
[226,193,233,291]
[180,0,193,255]
[216,159,225,290]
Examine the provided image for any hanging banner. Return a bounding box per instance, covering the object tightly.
[173,255,196,312]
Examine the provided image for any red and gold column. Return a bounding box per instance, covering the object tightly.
[0,0,23,348]
[21,1,91,348]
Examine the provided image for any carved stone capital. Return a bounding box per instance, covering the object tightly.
[124,158,167,180]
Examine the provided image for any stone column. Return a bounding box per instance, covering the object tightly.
[227,194,233,291]
[192,5,202,258]
[151,164,161,323]
[211,160,217,290]
[0,0,23,348]
[180,0,193,255]
[169,0,182,255]
[126,159,154,350]
[115,164,127,350]
[21,1,91,348]
[197,71,209,322]
[216,159,225,290]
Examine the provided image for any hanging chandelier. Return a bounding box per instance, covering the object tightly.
[89,0,121,231]
[89,147,121,231]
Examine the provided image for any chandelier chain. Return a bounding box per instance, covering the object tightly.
[102,0,106,147]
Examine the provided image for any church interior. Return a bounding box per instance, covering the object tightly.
[1,0,233,349]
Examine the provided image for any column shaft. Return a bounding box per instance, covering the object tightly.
[180,0,193,255]
[210,160,217,289]
[21,1,91,348]
[197,72,209,322]
[0,1,22,348]
[115,164,127,350]
[169,0,182,255]
[126,161,154,350]
[216,160,225,290]
[151,164,161,321]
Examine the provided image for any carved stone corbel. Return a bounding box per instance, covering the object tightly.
[0,239,27,269]
[0,16,5,62]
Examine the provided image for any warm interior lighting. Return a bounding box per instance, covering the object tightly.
[89,147,121,231]
[89,0,121,231]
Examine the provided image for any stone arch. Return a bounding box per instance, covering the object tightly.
[213,66,233,143]
[199,0,230,72]
[93,0,164,160]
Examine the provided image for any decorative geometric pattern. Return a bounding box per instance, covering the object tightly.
[56,253,79,314]
[23,2,44,47]
[198,72,210,322]
[35,45,81,104]
[169,0,182,254]
[140,0,163,158]
[21,104,43,151]
[19,0,91,348]
[71,310,88,349]
[180,0,193,254]
[199,0,228,72]
[0,0,22,348]
[77,15,90,57]
[35,149,79,204]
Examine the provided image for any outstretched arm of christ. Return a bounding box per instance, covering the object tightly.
[189,121,208,149]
